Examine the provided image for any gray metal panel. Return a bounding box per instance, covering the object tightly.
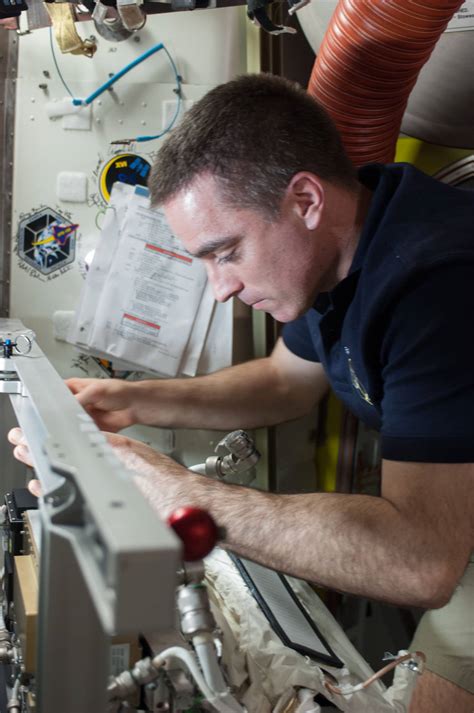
[0,319,181,712]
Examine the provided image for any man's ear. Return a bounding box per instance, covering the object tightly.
[286,172,324,231]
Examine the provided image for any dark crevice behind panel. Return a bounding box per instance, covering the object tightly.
[0,32,18,318]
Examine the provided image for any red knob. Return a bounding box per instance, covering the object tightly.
[167,507,219,561]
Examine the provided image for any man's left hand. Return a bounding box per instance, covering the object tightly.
[7,427,192,518]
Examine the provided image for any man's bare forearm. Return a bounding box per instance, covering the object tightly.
[131,357,312,430]
[202,483,448,607]
[136,465,460,610]
[70,339,327,433]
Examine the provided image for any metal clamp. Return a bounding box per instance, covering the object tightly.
[204,430,260,483]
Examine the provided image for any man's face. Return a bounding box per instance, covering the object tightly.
[163,173,327,323]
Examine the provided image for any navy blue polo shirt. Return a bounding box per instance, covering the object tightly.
[282,163,474,463]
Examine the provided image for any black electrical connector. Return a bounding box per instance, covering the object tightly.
[4,489,38,558]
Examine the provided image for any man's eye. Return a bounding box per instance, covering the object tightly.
[217,250,236,265]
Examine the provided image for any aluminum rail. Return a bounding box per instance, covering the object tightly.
[0,319,181,713]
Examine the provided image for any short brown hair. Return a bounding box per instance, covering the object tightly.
[149,73,357,218]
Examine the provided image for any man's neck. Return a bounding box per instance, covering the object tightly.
[323,182,373,288]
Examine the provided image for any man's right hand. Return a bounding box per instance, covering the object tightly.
[65,339,330,434]
[66,378,136,432]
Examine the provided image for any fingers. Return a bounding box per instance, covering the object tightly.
[66,379,110,408]
[65,377,94,395]
[8,427,34,467]
[13,444,34,468]
[66,380,112,423]
[75,385,111,412]
[28,479,42,498]
[66,378,100,405]
[66,379,132,432]
[14,445,33,467]
[8,427,26,447]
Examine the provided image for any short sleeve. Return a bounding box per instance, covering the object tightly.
[380,262,474,463]
[282,314,321,362]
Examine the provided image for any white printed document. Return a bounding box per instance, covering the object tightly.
[69,181,135,351]
[69,183,232,377]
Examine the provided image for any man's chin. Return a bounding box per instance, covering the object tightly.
[248,299,304,323]
[265,306,303,323]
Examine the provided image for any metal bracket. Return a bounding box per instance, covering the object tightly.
[0,318,181,713]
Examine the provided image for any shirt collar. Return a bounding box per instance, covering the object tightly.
[313,270,361,315]
[313,163,394,315]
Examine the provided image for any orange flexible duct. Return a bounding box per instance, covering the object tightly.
[307,0,463,166]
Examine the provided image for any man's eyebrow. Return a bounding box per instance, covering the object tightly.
[192,236,240,259]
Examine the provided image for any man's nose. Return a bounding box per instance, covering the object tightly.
[206,265,242,303]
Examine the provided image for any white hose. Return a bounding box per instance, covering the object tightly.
[154,646,244,713]
[193,634,229,694]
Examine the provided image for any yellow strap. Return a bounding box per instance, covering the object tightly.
[45,2,97,57]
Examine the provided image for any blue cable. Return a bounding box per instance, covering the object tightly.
[72,41,165,106]
[135,45,182,142]
[135,95,180,141]
[49,27,74,98]
[49,32,182,143]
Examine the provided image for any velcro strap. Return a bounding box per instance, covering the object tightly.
[44,2,97,57]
